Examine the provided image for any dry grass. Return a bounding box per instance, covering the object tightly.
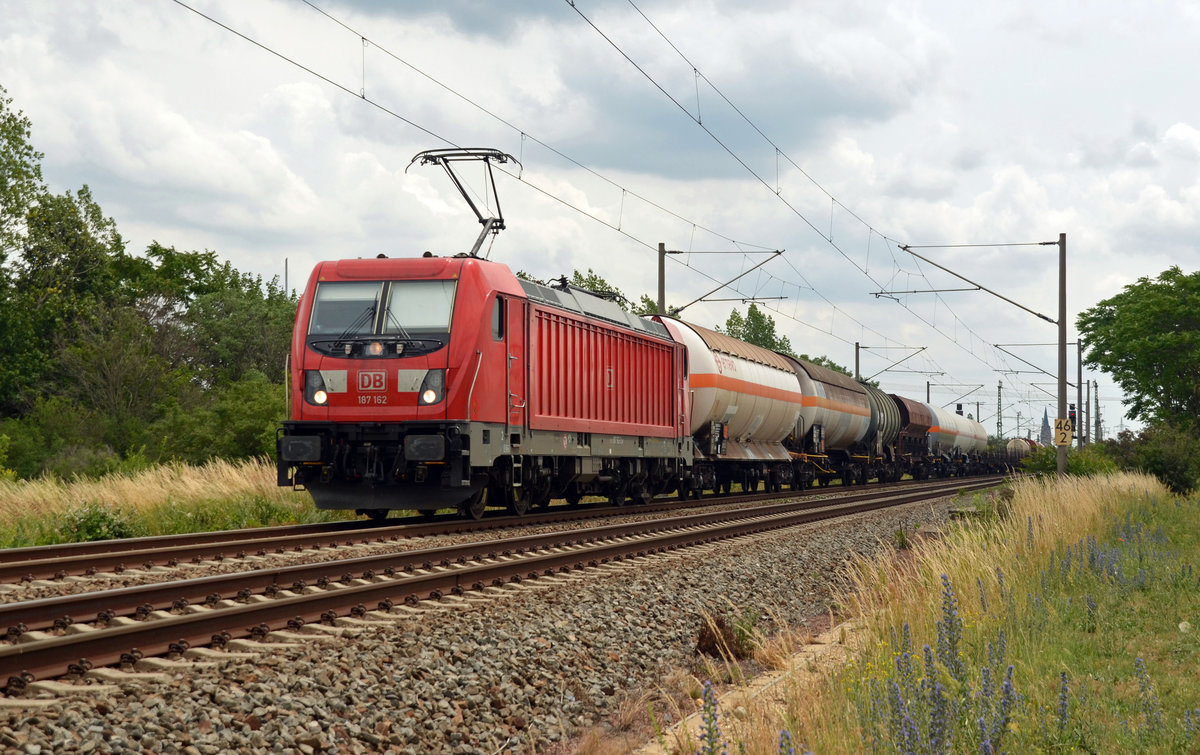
[645,472,1169,753]
[0,458,320,535]
[784,471,1166,750]
[841,472,1151,645]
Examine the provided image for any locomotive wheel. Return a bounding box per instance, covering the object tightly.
[719,479,732,495]
[527,477,552,509]
[609,482,629,507]
[630,480,651,506]
[417,508,438,520]
[462,488,489,520]
[509,493,530,517]
[676,478,688,502]
[564,485,583,507]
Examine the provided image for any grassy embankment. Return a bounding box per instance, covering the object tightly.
[0,459,347,548]
[683,472,1200,753]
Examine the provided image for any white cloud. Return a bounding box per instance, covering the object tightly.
[5,0,1198,433]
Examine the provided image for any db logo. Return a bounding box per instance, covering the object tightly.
[358,371,386,391]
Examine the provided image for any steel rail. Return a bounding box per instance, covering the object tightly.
[0,476,996,635]
[0,476,976,582]
[0,477,1004,689]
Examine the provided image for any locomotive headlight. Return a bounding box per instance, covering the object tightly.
[304,370,330,405]
[418,369,445,405]
[365,341,384,357]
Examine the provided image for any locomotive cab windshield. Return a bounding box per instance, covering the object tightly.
[307,279,456,358]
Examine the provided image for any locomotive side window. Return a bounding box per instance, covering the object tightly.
[309,282,381,335]
[492,296,505,340]
[382,280,457,334]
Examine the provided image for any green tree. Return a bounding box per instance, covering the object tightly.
[0,85,45,267]
[58,306,178,449]
[1077,266,1200,430]
[1021,442,1117,478]
[633,294,661,316]
[718,303,795,356]
[150,370,284,463]
[0,185,127,413]
[0,91,297,477]
[571,268,629,308]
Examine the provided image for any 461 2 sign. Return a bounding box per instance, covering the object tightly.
[1054,418,1074,447]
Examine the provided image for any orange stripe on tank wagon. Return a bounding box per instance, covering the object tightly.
[690,373,870,416]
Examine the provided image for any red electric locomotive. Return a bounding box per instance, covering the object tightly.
[276,252,691,519]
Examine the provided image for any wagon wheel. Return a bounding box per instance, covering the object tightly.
[363,509,389,522]
[416,508,438,520]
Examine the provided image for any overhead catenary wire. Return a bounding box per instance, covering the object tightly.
[573,0,1059,416]
[169,0,780,263]
[176,0,929,366]
[174,0,1054,427]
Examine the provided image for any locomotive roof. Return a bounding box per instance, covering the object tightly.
[517,279,671,339]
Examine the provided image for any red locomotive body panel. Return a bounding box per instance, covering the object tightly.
[527,306,680,437]
[288,256,524,427]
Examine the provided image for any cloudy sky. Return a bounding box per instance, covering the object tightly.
[5,0,1198,439]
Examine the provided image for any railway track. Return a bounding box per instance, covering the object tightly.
[0,476,989,583]
[0,476,1006,693]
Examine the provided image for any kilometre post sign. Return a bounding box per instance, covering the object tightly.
[1054,418,1073,447]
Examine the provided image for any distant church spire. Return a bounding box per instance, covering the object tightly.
[1040,408,1052,445]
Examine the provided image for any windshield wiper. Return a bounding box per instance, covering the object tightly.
[380,305,416,341]
[331,303,377,345]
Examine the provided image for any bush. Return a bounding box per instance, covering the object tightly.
[149,370,284,464]
[0,434,14,481]
[1020,443,1118,478]
[1113,424,1200,495]
[58,501,139,542]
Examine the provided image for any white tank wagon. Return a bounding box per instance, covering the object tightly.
[927,404,989,455]
[656,318,804,461]
[778,355,872,454]
[1006,437,1038,458]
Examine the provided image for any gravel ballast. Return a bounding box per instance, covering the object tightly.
[0,498,958,753]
